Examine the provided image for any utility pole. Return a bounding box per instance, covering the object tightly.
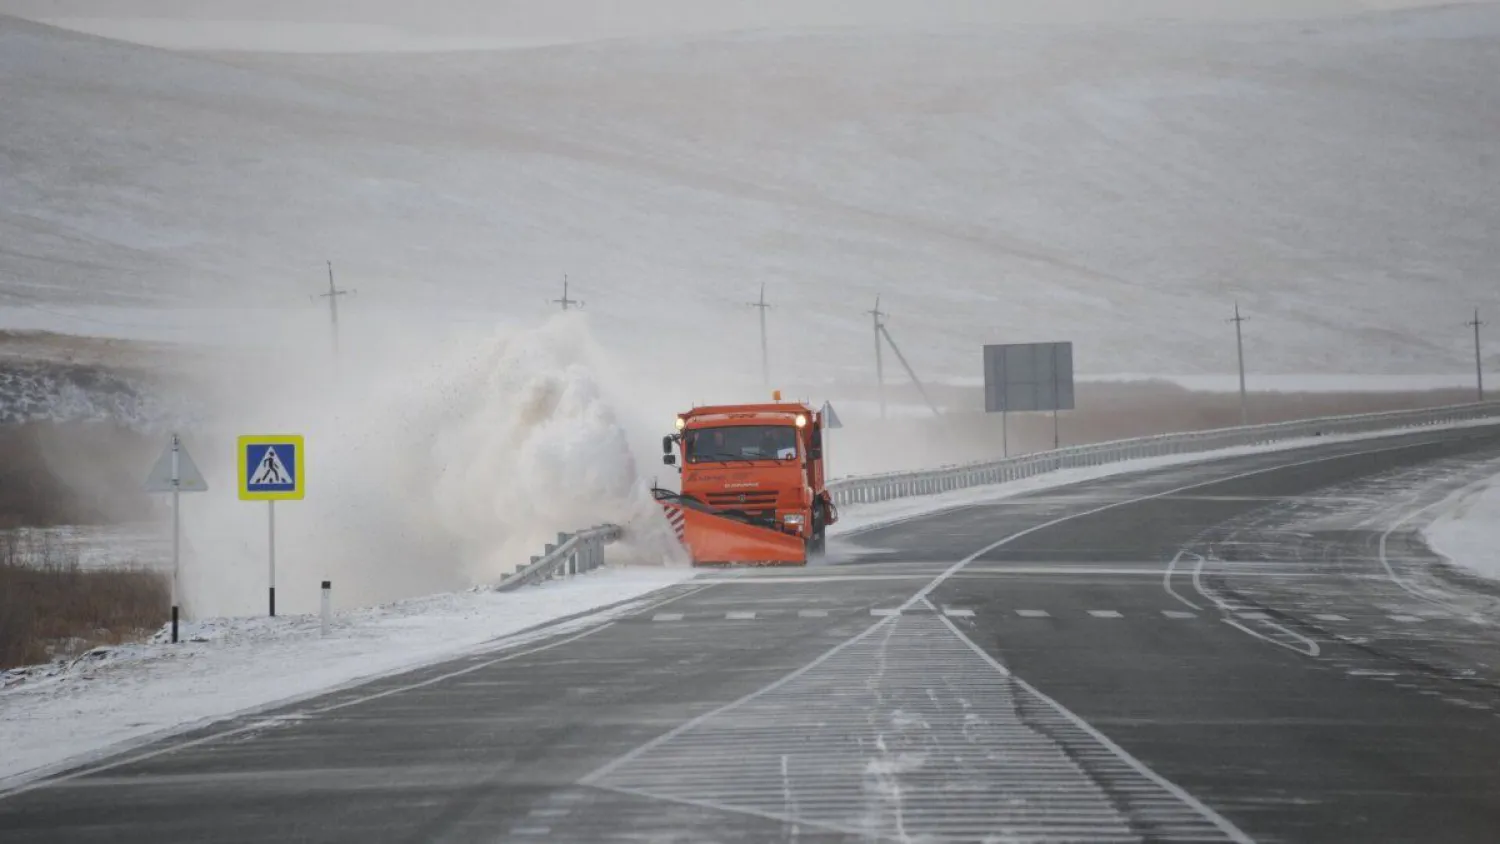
[868,296,887,420]
[1469,308,1486,402]
[747,283,771,389]
[552,275,583,311]
[316,260,354,357]
[1229,302,1249,426]
[878,323,942,418]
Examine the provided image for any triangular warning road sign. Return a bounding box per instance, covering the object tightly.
[821,401,844,429]
[144,438,208,493]
[250,446,292,485]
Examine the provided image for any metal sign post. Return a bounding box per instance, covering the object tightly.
[144,434,208,644]
[238,434,306,618]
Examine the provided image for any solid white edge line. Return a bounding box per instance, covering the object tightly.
[933,610,1257,844]
[0,584,715,799]
[1164,550,1205,610]
[1,622,617,800]
[905,437,1452,614]
[1376,476,1496,617]
[581,436,1464,821]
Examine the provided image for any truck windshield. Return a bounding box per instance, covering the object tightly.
[685,425,798,463]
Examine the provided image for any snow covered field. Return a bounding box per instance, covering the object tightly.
[0,565,692,789]
[2,5,1499,383]
[1424,477,1500,584]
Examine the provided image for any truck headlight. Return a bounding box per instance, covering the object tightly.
[783,513,805,525]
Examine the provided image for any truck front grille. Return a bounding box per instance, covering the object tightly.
[706,491,779,509]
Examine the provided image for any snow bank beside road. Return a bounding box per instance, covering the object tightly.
[1424,480,1500,583]
[0,566,692,790]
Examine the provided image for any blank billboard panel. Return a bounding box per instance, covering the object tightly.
[983,342,1075,412]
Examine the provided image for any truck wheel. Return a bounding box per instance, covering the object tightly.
[808,504,827,557]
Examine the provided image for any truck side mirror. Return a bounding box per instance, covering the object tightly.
[663,454,677,466]
[662,435,674,454]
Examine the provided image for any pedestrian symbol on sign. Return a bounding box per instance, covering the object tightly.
[251,446,292,486]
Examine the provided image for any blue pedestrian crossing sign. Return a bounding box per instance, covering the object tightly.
[238,434,305,501]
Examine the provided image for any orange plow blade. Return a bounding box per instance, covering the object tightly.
[659,498,807,566]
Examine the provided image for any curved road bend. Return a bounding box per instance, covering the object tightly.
[4,426,1500,842]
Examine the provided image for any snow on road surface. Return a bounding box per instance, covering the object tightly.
[0,566,693,790]
[1424,477,1500,584]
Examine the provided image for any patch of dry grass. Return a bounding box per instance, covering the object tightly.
[0,533,166,671]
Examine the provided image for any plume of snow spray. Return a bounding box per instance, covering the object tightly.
[179,312,683,617]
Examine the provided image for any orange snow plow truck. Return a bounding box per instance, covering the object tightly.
[655,397,837,566]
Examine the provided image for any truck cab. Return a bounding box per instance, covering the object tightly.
[659,400,836,564]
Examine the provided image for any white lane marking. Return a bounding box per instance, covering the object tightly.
[1388,614,1425,623]
[1163,550,1206,610]
[582,614,904,787]
[591,605,1243,842]
[1237,612,1272,621]
[1016,609,1051,618]
[962,565,1168,576]
[908,438,1449,616]
[1313,614,1349,622]
[652,613,685,622]
[1162,610,1198,619]
[943,608,976,618]
[689,575,932,584]
[1191,555,1321,658]
[1375,482,1494,619]
[3,622,620,799]
[1089,610,1124,618]
[588,442,1446,837]
[529,808,572,817]
[934,610,1256,844]
[797,609,829,618]
[510,826,552,835]
[726,611,757,620]
[870,608,901,617]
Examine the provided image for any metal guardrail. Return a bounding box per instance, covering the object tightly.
[497,524,621,592]
[827,400,1500,508]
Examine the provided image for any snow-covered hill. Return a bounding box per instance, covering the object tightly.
[3,7,1498,382]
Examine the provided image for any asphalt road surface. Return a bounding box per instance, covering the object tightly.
[6,427,1500,842]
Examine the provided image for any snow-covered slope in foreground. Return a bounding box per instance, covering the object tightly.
[0,566,692,790]
[3,7,1500,381]
[1424,478,1500,584]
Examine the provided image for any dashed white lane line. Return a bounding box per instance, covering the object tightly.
[943,608,976,618]
[510,827,551,835]
[1313,614,1349,622]
[796,609,828,618]
[870,608,900,617]
[725,611,757,620]
[1088,610,1124,618]
[1236,612,1272,621]
[652,613,684,622]
[529,808,572,818]
[1016,610,1051,618]
[1388,614,1425,623]
[1161,610,1197,619]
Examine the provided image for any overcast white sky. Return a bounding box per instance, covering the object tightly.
[1,0,1487,50]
